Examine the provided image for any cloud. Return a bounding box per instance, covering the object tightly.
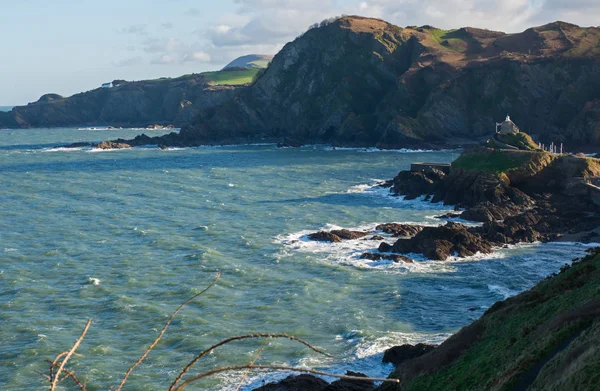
[182,51,211,63]
[142,37,182,53]
[161,22,174,29]
[151,54,178,65]
[112,56,143,67]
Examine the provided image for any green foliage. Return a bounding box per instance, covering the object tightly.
[394,249,600,391]
[452,150,541,173]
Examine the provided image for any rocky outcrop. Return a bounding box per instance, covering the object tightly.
[254,371,374,391]
[388,222,494,260]
[375,224,424,237]
[308,229,369,242]
[125,17,600,149]
[382,150,600,260]
[382,344,436,367]
[95,141,131,150]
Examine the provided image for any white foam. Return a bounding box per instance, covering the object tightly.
[88,277,100,286]
[301,144,462,153]
[487,284,519,299]
[44,146,92,152]
[216,330,451,391]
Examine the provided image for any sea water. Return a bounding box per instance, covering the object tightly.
[0,128,594,390]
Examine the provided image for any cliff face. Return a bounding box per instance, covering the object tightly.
[150,17,600,148]
[0,75,241,129]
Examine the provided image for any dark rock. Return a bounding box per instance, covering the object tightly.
[390,170,445,200]
[360,253,414,263]
[159,144,169,150]
[377,180,394,188]
[324,371,375,390]
[330,229,370,240]
[253,374,328,391]
[391,222,493,260]
[369,235,385,241]
[375,223,424,237]
[378,242,393,252]
[95,141,131,149]
[382,343,436,367]
[64,142,91,148]
[461,202,522,222]
[435,212,461,219]
[308,231,342,243]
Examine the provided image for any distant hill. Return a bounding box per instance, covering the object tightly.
[222,54,273,70]
[133,16,600,150]
[0,67,260,129]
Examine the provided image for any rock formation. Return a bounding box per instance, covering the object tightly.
[126,17,600,149]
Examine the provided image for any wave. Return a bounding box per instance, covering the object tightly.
[298,144,462,153]
[215,329,451,391]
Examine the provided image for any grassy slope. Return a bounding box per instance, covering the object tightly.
[451,149,549,174]
[201,69,261,85]
[384,248,600,390]
[491,132,540,151]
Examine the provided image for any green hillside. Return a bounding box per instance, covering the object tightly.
[383,247,600,390]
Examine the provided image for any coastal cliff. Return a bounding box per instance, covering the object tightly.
[0,70,255,129]
[129,16,600,149]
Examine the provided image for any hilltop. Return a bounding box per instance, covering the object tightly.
[0,67,262,129]
[128,16,600,149]
[222,54,273,70]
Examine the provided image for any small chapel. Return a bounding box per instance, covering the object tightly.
[496,115,520,134]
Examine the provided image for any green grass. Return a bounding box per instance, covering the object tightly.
[390,249,600,391]
[491,132,540,150]
[200,69,261,85]
[452,149,541,173]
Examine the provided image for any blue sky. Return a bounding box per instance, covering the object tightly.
[1,0,598,105]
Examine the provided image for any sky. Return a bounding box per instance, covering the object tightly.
[1,0,598,105]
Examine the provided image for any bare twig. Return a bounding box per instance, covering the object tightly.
[115,272,221,391]
[50,318,92,391]
[175,364,401,390]
[169,333,333,391]
[234,344,266,391]
[46,360,87,390]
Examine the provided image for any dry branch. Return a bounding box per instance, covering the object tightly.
[235,344,266,391]
[175,364,400,390]
[115,272,221,391]
[50,318,91,391]
[169,333,333,391]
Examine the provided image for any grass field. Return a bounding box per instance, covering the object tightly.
[452,149,542,173]
[201,69,261,85]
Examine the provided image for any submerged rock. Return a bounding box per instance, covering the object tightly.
[360,253,414,263]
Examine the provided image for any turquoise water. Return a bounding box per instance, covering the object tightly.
[0,128,593,390]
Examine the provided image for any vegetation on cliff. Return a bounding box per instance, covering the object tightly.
[382,247,600,391]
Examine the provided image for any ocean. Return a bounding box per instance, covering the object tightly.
[0,128,594,390]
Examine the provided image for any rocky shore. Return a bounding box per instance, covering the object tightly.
[308,149,600,262]
[261,148,600,390]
